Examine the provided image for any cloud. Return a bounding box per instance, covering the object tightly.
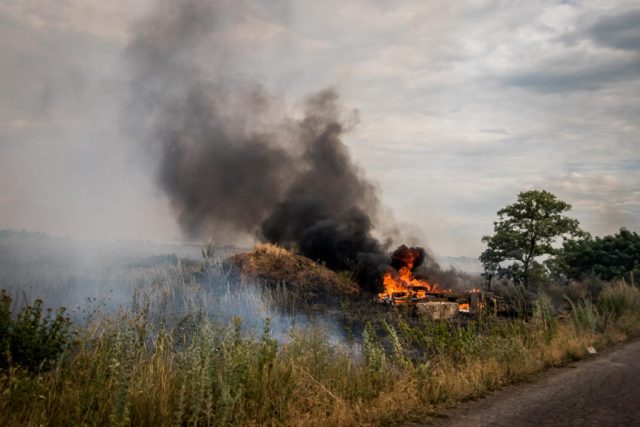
[0,0,639,258]
[588,9,640,52]
[503,55,640,93]
[499,7,640,93]
[535,171,640,236]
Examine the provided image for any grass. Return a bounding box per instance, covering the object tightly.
[2,241,640,426]
[230,243,360,309]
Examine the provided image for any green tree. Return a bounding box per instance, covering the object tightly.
[480,190,584,288]
[552,228,640,283]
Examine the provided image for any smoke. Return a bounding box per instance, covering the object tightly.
[389,244,480,291]
[126,0,390,290]
[260,90,389,286]
[126,0,293,239]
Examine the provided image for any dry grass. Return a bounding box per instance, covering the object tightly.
[230,244,360,306]
[253,242,294,258]
[2,275,640,426]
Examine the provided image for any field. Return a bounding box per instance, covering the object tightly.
[2,238,640,426]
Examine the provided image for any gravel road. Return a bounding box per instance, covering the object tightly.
[428,338,640,427]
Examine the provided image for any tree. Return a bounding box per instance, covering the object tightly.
[480,190,584,288]
[552,228,640,283]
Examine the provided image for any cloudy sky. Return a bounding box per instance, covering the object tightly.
[1,0,638,257]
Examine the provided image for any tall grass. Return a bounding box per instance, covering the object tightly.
[598,282,640,320]
[568,297,602,332]
[2,278,640,425]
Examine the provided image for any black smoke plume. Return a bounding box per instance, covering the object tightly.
[390,245,425,271]
[387,245,479,291]
[126,0,390,291]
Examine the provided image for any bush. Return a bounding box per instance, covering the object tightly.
[597,282,640,320]
[0,289,73,371]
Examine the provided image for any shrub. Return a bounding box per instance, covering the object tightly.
[597,281,640,320]
[0,289,73,371]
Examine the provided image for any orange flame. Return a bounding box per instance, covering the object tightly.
[377,248,441,302]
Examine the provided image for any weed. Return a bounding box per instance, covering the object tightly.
[567,297,602,332]
[597,281,640,320]
[0,290,73,371]
[2,276,640,425]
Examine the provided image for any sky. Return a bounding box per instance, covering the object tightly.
[0,0,639,257]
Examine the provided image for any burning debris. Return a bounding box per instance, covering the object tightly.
[415,302,460,320]
[377,245,446,304]
[376,245,503,319]
[406,289,502,320]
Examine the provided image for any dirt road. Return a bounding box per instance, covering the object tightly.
[429,339,640,427]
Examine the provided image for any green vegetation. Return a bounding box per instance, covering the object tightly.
[552,228,640,283]
[1,192,639,425]
[480,190,639,292]
[2,279,640,426]
[0,290,73,371]
[480,190,584,288]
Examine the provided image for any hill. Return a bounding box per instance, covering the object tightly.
[229,243,361,307]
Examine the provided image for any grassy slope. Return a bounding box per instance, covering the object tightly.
[229,243,360,307]
[2,254,640,425]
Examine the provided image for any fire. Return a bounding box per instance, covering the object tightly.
[376,246,491,315]
[378,266,438,297]
[377,246,442,303]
